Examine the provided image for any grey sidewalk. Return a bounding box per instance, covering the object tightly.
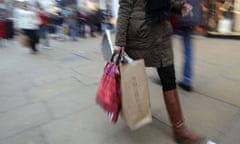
[0,36,239,144]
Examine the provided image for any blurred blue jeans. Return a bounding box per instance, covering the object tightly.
[39,25,49,47]
[79,23,86,38]
[56,25,65,40]
[69,24,78,40]
[182,28,193,86]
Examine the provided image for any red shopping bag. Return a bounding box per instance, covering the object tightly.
[96,61,121,123]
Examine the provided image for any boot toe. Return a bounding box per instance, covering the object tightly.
[174,126,205,144]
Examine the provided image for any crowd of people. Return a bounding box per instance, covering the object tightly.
[48,7,113,40]
[12,1,114,53]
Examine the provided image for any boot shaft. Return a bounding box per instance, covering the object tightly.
[163,89,184,128]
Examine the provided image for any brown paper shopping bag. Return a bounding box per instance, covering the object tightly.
[120,59,152,130]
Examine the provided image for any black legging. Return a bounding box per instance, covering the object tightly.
[157,65,177,92]
[23,29,38,52]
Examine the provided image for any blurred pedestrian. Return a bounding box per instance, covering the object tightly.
[67,8,79,41]
[78,9,88,38]
[177,26,195,92]
[174,0,203,92]
[16,1,40,54]
[37,4,51,49]
[56,11,65,41]
[115,0,205,143]
[87,11,96,37]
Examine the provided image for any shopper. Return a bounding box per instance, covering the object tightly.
[78,9,87,38]
[37,5,50,49]
[67,8,79,41]
[17,1,40,54]
[87,10,99,37]
[174,0,203,92]
[55,11,65,41]
[177,26,195,92]
[115,0,205,143]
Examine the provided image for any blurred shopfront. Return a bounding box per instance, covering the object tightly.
[206,0,240,38]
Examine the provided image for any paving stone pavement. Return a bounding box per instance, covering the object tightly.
[0,36,239,144]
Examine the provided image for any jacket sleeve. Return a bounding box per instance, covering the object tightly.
[115,0,135,47]
[33,12,41,26]
[171,0,184,14]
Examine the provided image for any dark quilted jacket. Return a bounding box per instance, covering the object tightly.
[115,0,183,67]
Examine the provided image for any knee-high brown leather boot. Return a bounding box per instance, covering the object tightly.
[163,89,205,143]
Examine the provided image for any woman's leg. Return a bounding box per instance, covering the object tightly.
[32,30,38,52]
[70,24,78,41]
[31,39,37,52]
[157,65,204,143]
[24,29,37,52]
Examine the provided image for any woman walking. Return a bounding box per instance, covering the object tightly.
[17,1,40,53]
[115,0,205,143]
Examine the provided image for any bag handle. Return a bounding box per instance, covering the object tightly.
[111,49,122,65]
[111,50,135,64]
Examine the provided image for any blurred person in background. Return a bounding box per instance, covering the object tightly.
[16,1,40,54]
[96,9,105,34]
[173,0,203,92]
[67,8,79,41]
[87,10,97,37]
[78,9,88,38]
[55,11,65,41]
[177,25,196,92]
[87,9,103,37]
[37,3,51,49]
[101,9,113,32]
[115,0,205,143]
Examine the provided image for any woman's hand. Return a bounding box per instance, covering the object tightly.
[181,3,193,17]
[114,46,125,54]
